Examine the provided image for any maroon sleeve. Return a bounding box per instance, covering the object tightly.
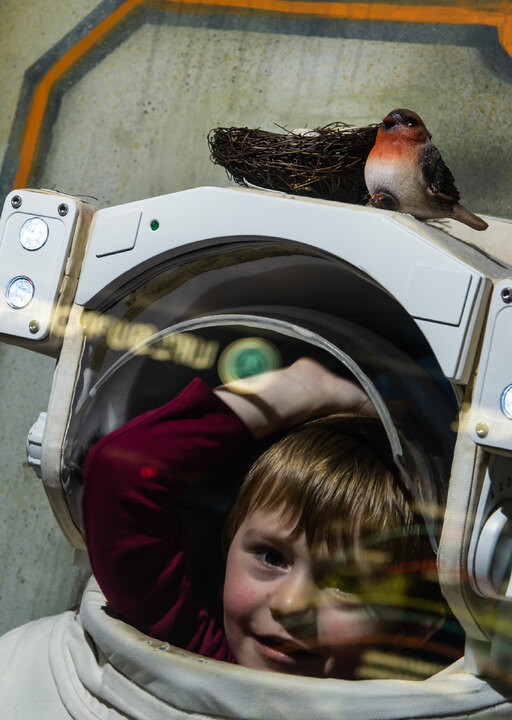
[82,378,253,659]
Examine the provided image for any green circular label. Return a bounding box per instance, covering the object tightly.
[218,337,281,384]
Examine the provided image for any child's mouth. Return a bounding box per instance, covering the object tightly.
[256,634,319,660]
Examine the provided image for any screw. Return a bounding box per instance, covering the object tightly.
[29,320,40,334]
[475,422,489,438]
[58,203,69,217]
[501,287,512,304]
[11,195,22,209]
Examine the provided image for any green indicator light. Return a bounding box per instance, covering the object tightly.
[150,219,160,231]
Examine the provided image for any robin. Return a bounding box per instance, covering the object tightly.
[364,108,488,231]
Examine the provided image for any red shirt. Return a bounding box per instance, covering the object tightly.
[82,378,252,660]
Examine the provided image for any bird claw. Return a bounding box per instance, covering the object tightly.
[367,192,398,211]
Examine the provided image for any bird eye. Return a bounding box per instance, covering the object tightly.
[407,119,417,127]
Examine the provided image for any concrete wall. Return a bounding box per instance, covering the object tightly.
[1,0,511,634]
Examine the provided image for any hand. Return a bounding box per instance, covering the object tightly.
[283,357,374,418]
[215,357,373,439]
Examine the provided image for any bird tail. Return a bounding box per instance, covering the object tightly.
[451,203,488,231]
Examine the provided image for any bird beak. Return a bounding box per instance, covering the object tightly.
[382,115,395,130]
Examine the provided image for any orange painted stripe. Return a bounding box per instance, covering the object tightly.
[12,0,511,189]
[13,0,144,189]
[164,0,503,27]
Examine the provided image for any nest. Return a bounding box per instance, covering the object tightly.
[207,123,378,205]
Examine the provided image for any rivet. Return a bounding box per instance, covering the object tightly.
[475,422,489,438]
[58,203,69,217]
[501,287,512,304]
[11,195,22,209]
[28,320,40,334]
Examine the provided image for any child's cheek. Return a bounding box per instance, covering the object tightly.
[223,550,257,626]
[223,578,252,621]
[319,607,379,679]
[318,605,379,646]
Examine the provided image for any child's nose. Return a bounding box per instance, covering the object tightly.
[269,571,320,620]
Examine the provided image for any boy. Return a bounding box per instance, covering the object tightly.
[82,358,447,678]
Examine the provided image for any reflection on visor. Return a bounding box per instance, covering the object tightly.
[68,313,455,560]
[218,337,282,385]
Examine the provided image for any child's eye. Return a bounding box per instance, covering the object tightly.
[257,547,287,568]
[318,571,361,596]
[319,574,365,607]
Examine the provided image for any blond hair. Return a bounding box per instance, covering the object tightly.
[223,414,436,567]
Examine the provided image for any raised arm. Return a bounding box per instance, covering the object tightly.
[215,357,373,438]
[82,377,252,656]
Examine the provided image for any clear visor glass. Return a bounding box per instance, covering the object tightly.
[66,312,455,556]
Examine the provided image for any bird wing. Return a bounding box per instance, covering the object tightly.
[420,145,460,203]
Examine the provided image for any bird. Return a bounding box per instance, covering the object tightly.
[364,108,488,231]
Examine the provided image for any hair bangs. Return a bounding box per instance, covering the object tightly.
[223,414,426,566]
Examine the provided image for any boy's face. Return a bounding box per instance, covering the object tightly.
[223,506,386,678]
